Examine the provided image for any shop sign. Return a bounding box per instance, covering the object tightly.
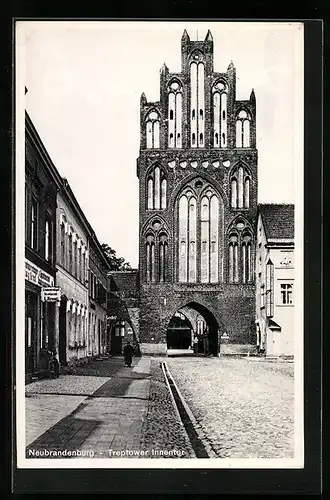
[41,287,61,302]
[25,259,54,287]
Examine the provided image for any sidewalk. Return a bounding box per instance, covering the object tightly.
[25,356,151,458]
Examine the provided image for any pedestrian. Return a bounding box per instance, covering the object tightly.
[193,335,199,354]
[123,341,134,367]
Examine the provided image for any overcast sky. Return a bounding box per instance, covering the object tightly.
[19,21,303,268]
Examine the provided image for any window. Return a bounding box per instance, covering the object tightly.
[168,82,183,148]
[213,81,227,148]
[73,239,77,277]
[280,283,293,305]
[260,285,265,308]
[242,232,252,283]
[266,260,274,316]
[45,220,49,260]
[78,246,82,281]
[31,198,38,250]
[159,233,168,282]
[146,233,155,282]
[146,165,166,210]
[44,218,51,262]
[68,233,73,273]
[115,320,125,337]
[178,181,221,283]
[144,220,169,283]
[146,110,160,149]
[228,234,239,283]
[230,164,251,209]
[236,110,251,148]
[228,219,253,284]
[190,60,205,148]
[60,222,65,266]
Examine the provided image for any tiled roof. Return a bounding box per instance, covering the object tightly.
[259,204,295,240]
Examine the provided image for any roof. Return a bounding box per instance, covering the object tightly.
[259,204,295,240]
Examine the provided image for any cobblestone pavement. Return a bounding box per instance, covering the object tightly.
[140,360,195,459]
[166,356,295,459]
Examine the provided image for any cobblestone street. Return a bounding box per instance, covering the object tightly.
[25,354,295,461]
[166,356,295,459]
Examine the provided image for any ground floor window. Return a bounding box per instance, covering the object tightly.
[280,282,294,305]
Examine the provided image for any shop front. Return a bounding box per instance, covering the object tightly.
[25,258,58,381]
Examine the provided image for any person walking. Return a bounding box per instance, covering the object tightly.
[123,341,134,367]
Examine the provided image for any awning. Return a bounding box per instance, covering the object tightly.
[268,319,281,331]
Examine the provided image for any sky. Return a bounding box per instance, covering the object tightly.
[18,21,303,268]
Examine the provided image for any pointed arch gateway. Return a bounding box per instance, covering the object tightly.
[166,301,220,356]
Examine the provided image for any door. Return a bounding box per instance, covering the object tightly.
[25,291,38,375]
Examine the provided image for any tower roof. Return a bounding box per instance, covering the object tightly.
[182,29,190,42]
[205,29,213,42]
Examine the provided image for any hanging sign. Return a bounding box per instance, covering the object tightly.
[41,287,61,302]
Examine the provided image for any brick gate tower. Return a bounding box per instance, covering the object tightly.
[137,30,258,356]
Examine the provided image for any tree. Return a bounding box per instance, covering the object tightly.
[101,243,132,271]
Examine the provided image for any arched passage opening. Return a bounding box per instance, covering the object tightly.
[166,301,220,356]
[167,311,193,350]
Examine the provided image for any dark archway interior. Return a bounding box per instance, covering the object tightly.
[166,301,219,355]
[167,313,193,349]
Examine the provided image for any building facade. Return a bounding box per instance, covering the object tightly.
[255,204,295,357]
[88,235,110,356]
[25,113,60,381]
[137,30,258,355]
[56,180,91,367]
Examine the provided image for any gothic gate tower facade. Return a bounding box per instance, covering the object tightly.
[137,30,258,355]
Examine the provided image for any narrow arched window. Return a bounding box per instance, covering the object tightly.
[231,178,238,208]
[238,166,244,208]
[147,177,153,209]
[147,166,166,210]
[230,164,251,209]
[210,195,219,282]
[229,234,239,283]
[244,177,250,208]
[200,196,210,283]
[213,81,227,148]
[188,197,197,282]
[242,232,252,283]
[168,81,182,148]
[146,121,153,149]
[159,232,168,282]
[198,63,205,147]
[146,111,160,149]
[178,195,188,282]
[146,234,155,282]
[236,110,251,148]
[190,60,205,148]
[236,120,242,147]
[161,178,167,209]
